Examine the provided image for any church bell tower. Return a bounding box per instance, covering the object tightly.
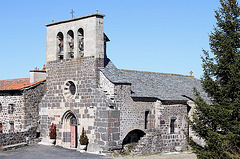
[45,12,106,62]
[39,12,111,150]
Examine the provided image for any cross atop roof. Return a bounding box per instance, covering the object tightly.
[70,9,74,18]
[189,71,193,76]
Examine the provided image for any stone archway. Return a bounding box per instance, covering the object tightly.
[122,129,146,145]
[62,110,78,148]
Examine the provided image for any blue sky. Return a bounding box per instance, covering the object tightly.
[0,0,220,80]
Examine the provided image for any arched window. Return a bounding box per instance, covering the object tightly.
[67,30,74,58]
[70,116,77,125]
[57,32,64,60]
[78,28,84,57]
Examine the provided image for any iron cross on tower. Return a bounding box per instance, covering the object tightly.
[70,9,74,18]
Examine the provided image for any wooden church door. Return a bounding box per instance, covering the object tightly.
[70,116,77,148]
[70,125,76,147]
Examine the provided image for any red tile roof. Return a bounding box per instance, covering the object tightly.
[0,78,46,91]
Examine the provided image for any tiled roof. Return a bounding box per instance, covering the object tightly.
[0,78,46,91]
[100,60,209,101]
[100,60,129,84]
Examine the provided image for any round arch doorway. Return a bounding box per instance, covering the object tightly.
[62,111,78,148]
[122,129,146,145]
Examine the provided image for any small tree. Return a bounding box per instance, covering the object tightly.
[187,0,240,158]
[79,127,88,145]
[49,123,56,139]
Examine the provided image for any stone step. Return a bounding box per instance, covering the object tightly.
[1,142,27,151]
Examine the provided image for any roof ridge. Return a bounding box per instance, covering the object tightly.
[0,78,46,91]
[0,78,29,82]
[119,69,194,77]
[25,79,46,88]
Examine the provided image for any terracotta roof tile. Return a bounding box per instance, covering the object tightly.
[0,78,46,91]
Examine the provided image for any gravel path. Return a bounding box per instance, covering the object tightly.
[111,152,197,159]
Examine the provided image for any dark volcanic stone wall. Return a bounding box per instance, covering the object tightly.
[114,84,156,142]
[114,84,188,153]
[0,92,24,133]
[39,57,120,151]
[0,127,37,146]
[23,82,46,130]
[39,57,98,137]
[157,101,188,150]
[0,82,45,135]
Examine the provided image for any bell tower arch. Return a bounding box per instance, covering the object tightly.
[78,28,84,57]
[56,32,64,59]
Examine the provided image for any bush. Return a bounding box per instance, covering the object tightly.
[49,123,56,139]
[79,127,88,145]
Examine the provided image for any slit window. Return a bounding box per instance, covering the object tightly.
[0,123,2,134]
[10,122,14,133]
[145,111,150,129]
[0,103,2,112]
[170,117,176,134]
[8,104,14,114]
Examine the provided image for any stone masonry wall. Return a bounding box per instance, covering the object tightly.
[157,101,188,151]
[113,83,188,153]
[94,99,120,151]
[0,92,24,133]
[23,82,46,130]
[114,84,155,142]
[39,57,98,138]
[132,101,188,154]
[39,57,120,152]
[133,131,163,154]
[0,82,45,135]
[99,71,114,100]
[0,126,37,146]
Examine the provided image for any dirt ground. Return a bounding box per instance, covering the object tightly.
[111,151,197,159]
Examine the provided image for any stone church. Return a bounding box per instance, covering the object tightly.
[0,12,207,153]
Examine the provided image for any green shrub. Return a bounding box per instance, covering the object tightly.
[79,127,88,145]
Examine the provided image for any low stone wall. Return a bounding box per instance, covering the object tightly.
[132,130,188,155]
[132,131,163,155]
[0,127,37,146]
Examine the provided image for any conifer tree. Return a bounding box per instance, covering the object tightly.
[187,0,240,158]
